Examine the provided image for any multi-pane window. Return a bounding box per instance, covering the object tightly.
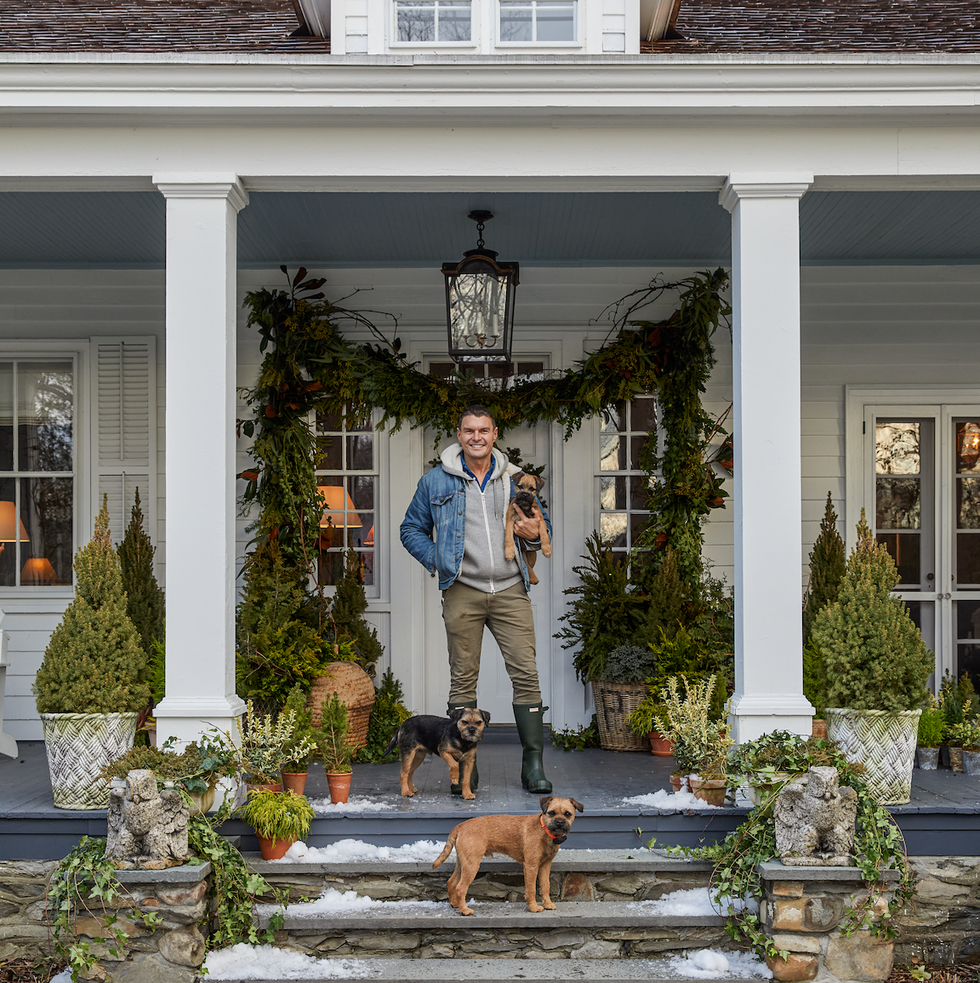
[875,420,926,590]
[499,0,575,41]
[316,410,377,592]
[598,396,657,562]
[395,0,472,41]
[0,359,74,587]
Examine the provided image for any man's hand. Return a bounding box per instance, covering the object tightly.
[513,504,542,541]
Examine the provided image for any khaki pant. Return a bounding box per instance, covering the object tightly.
[441,581,542,706]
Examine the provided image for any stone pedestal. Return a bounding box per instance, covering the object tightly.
[759,861,899,983]
[73,862,211,983]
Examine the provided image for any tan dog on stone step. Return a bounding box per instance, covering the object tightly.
[432,796,583,915]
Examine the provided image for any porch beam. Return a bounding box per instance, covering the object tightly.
[720,173,815,744]
[151,173,248,747]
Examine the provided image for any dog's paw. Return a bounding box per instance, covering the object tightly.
[527,903,544,913]
[542,900,556,910]
[462,790,476,800]
[459,905,474,916]
[504,544,515,560]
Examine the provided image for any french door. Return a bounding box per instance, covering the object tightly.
[848,389,980,685]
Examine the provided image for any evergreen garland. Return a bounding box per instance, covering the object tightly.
[33,498,149,714]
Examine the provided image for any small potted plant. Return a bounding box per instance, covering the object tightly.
[947,718,980,775]
[653,673,731,802]
[591,643,656,752]
[281,685,318,795]
[317,693,354,803]
[236,701,316,792]
[915,704,944,771]
[241,788,315,860]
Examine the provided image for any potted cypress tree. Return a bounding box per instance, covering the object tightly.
[32,499,150,810]
[811,511,933,805]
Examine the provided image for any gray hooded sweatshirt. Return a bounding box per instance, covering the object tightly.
[440,443,522,594]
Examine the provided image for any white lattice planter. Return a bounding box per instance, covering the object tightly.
[825,707,921,806]
[40,711,138,810]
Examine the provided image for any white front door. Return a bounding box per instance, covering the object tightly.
[420,359,553,722]
[849,389,980,685]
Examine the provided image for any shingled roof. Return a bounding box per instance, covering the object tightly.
[0,0,977,54]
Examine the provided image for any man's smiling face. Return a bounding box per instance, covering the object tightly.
[458,414,498,468]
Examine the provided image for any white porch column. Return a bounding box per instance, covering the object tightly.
[720,174,815,744]
[152,174,248,747]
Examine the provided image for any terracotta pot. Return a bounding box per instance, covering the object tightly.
[326,770,353,804]
[688,776,727,806]
[669,773,688,793]
[281,772,309,795]
[256,834,294,861]
[246,781,283,795]
[811,718,828,739]
[648,731,675,756]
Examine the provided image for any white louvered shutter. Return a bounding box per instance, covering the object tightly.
[91,338,157,545]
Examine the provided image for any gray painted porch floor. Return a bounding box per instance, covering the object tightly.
[2,727,979,859]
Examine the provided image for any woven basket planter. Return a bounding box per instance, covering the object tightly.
[308,662,376,751]
[591,680,649,752]
[40,711,138,811]
[825,707,921,805]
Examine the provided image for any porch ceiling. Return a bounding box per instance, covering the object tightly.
[2,188,980,267]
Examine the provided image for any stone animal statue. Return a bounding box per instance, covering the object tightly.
[105,769,190,870]
[774,765,857,867]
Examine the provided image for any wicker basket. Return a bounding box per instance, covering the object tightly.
[308,662,376,751]
[591,680,650,752]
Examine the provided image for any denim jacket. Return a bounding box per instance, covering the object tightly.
[399,445,551,592]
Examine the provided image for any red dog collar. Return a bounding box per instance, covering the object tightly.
[540,815,567,845]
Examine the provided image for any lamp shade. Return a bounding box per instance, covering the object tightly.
[22,557,57,585]
[318,486,362,528]
[0,502,28,543]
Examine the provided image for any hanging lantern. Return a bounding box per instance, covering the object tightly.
[442,210,519,363]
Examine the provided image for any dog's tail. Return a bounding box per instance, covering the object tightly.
[432,829,457,869]
[384,727,401,758]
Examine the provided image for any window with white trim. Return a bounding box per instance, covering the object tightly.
[395,0,472,41]
[598,395,657,563]
[0,358,75,587]
[315,409,378,595]
[499,0,576,42]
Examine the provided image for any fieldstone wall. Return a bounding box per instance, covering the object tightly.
[896,857,980,966]
[0,860,58,964]
[760,861,898,983]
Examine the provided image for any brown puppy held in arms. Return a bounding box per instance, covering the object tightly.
[503,473,552,585]
[432,796,584,915]
[385,708,490,800]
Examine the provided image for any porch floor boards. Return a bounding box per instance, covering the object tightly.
[2,727,979,860]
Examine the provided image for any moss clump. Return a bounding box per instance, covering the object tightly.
[812,511,933,713]
[33,498,149,714]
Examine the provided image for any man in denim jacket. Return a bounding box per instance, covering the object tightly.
[400,404,552,794]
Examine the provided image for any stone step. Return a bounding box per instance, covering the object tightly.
[250,848,716,906]
[255,899,733,960]
[223,957,758,983]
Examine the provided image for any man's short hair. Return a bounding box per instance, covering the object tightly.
[458,405,496,430]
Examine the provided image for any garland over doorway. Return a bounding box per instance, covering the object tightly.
[237,266,731,591]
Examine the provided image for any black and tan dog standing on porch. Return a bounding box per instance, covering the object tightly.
[386,708,490,800]
[400,404,554,796]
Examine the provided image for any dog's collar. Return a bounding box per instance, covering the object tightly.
[540,815,567,845]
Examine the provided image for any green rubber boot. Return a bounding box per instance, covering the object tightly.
[448,703,480,795]
[513,703,553,794]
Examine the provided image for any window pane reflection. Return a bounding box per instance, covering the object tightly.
[956,533,980,587]
[876,476,920,529]
[958,478,980,529]
[956,422,980,474]
[18,362,73,473]
[876,532,920,588]
[876,422,920,475]
[599,512,626,549]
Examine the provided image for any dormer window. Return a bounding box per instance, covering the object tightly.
[395,0,472,41]
[499,0,576,42]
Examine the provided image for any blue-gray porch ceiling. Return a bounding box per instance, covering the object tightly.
[2,190,980,268]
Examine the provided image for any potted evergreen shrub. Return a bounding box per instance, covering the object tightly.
[811,511,934,804]
[915,705,944,771]
[236,700,316,792]
[241,788,315,860]
[32,499,150,810]
[591,643,655,752]
[317,693,354,803]
[946,718,980,775]
[281,684,317,795]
